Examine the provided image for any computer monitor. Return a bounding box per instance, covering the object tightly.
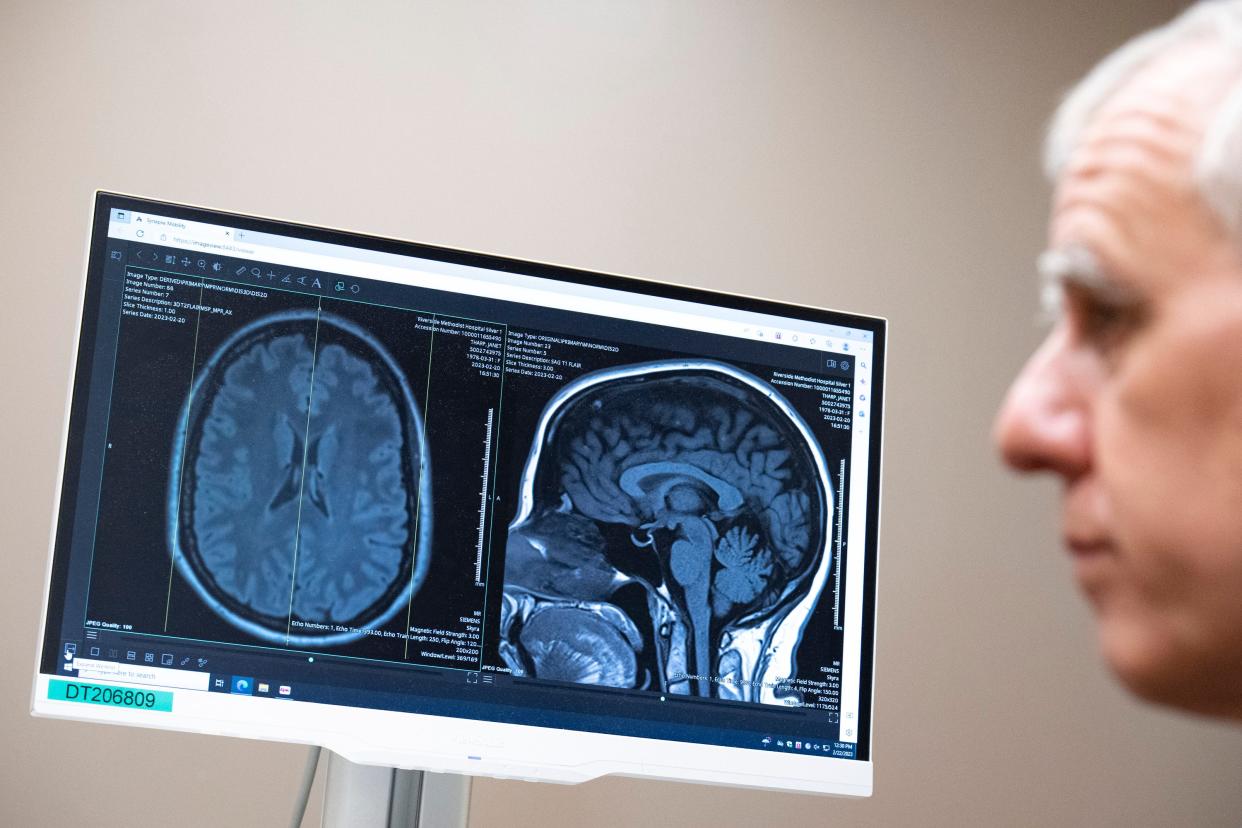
[32,192,884,797]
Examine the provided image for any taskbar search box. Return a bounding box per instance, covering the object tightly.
[68,658,210,692]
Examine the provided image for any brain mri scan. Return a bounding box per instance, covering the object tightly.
[499,361,832,704]
[167,310,431,646]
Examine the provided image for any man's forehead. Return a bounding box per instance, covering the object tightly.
[1050,43,1241,243]
[1091,43,1240,137]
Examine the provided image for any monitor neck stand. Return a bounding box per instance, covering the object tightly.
[321,752,471,827]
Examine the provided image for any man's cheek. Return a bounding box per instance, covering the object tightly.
[1098,444,1237,627]
[1154,285,1242,430]
[1093,400,1196,601]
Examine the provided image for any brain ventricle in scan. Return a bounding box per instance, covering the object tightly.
[500,362,831,703]
[169,311,431,646]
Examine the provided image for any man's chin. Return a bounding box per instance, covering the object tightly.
[1095,614,1242,720]
[1100,634,1184,706]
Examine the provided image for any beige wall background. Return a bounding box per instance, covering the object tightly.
[3,1,1240,826]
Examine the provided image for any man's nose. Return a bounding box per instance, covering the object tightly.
[993,329,1092,479]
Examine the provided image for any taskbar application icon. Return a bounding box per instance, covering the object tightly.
[209,674,292,698]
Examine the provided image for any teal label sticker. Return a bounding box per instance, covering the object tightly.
[48,679,173,712]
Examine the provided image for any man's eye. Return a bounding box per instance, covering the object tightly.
[1068,289,1147,351]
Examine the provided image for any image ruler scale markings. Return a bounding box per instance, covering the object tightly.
[475,407,494,587]
[834,458,845,630]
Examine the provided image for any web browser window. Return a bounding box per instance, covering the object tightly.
[33,193,885,795]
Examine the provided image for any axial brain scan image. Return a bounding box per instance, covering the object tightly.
[168,310,431,646]
[499,361,832,703]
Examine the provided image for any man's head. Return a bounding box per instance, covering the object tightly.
[994,1,1242,719]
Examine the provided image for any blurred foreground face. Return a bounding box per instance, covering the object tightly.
[994,46,1242,719]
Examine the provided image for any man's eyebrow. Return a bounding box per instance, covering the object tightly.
[1037,246,1141,315]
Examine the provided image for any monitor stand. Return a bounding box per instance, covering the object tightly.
[321,751,471,827]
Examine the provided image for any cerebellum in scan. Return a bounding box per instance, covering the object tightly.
[168,310,431,646]
[499,361,833,704]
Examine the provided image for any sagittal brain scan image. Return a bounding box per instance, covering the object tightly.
[168,310,432,646]
[499,361,832,703]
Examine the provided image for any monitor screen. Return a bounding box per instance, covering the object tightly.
[32,193,884,796]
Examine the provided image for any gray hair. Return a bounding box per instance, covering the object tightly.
[1044,1,1242,243]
